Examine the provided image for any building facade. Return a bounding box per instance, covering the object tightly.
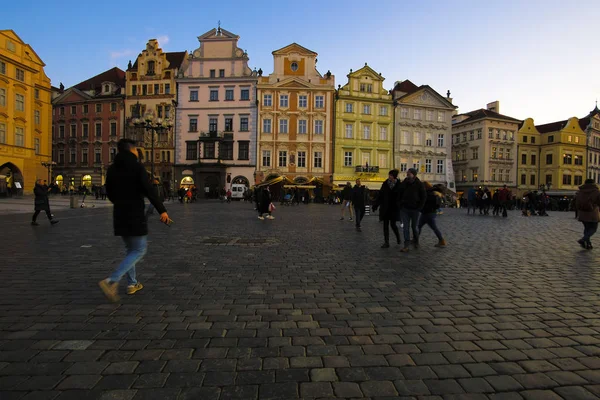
[175,27,258,196]
[516,118,541,195]
[535,117,587,194]
[452,102,521,194]
[0,30,52,195]
[582,105,600,183]
[392,80,457,190]
[51,68,126,189]
[333,64,393,189]
[256,43,335,196]
[125,39,187,187]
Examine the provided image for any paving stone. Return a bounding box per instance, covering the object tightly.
[202,371,235,386]
[94,375,138,390]
[360,380,398,396]
[163,373,204,388]
[512,373,559,389]
[301,382,333,398]
[520,390,562,400]
[310,368,338,382]
[132,373,168,389]
[423,379,465,395]
[220,385,258,400]
[177,388,220,400]
[259,382,299,399]
[554,385,599,400]
[457,377,494,393]
[275,368,309,383]
[102,362,139,375]
[394,379,431,396]
[17,376,65,391]
[57,375,101,390]
[484,375,524,391]
[332,382,362,398]
[131,388,180,400]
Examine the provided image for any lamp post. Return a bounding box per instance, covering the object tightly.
[130,110,173,179]
[41,161,56,184]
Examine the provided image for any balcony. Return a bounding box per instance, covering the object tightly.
[355,166,379,173]
[199,131,224,140]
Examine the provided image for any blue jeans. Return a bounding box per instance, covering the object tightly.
[583,222,598,242]
[109,236,147,285]
[401,209,421,243]
[419,213,444,241]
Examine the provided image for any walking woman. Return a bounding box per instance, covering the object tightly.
[373,169,402,248]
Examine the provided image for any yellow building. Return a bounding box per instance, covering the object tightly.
[516,118,541,194]
[0,30,52,195]
[333,64,393,189]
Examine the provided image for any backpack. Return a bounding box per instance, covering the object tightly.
[482,193,488,200]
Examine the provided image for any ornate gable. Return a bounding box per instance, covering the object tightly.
[274,77,312,89]
[52,88,92,105]
[197,27,239,41]
[272,43,317,56]
[399,87,454,109]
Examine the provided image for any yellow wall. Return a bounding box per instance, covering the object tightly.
[0,30,52,193]
[516,118,540,194]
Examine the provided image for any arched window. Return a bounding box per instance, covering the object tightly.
[147,61,155,76]
[104,85,109,93]
[82,175,92,189]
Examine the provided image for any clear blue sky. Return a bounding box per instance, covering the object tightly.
[4,0,599,123]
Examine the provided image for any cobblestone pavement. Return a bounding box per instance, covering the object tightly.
[0,195,112,215]
[0,202,599,400]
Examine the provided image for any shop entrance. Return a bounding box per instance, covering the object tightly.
[0,162,23,197]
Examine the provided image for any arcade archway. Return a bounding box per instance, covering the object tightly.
[0,162,23,196]
[231,175,249,187]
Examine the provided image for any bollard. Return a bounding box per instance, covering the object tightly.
[70,195,77,209]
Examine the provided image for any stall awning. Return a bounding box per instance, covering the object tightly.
[284,185,316,189]
[256,176,284,187]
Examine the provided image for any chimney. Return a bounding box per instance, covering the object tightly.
[487,101,500,113]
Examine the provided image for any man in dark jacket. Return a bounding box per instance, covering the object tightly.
[99,139,169,302]
[400,168,426,252]
[340,182,353,221]
[576,179,600,249]
[351,178,369,232]
[31,179,58,226]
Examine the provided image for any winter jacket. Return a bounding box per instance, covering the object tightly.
[259,188,272,213]
[422,189,443,214]
[576,183,600,223]
[399,177,426,210]
[33,183,50,211]
[341,186,352,201]
[351,185,368,208]
[105,151,166,236]
[374,179,401,221]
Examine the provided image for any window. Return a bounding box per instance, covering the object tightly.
[15,94,24,111]
[413,159,420,170]
[400,163,407,172]
[425,159,432,173]
[344,151,353,167]
[96,104,102,113]
[209,118,218,133]
[298,95,307,108]
[15,127,24,147]
[82,123,88,138]
[225,89,234,101]
[210,69,216,78]
[462,133,467,142]
[492,147,497,159]
[279,119,288,134]
[132,86,137,96]
[238,141,249,160]
[59,151,64,164]
[110,148,116,162]
[402,131,410,144]
[111,102,118,112]
[240,117,249,132]
[563,153,572,164]
[262,150,271,167]
[426,110,433,121]
[280,94,288,107]
[0,123,5,143]
[345,103,353,113]
[314,151,323,168]
[240,89,250,100]
[315,96,324,108]
[95,123,102,137]
[530,175,536,186]
[263,119,272,133]
[70,105,76,115]
[70,150,76,164]
[531,154,536,165]
[563,174,572,185]
[16,68,25,81]
[472,148,478,160]
[95,150,101,163]
[225,117,233,132]
[379,126,387,141]
[34,110,40,125]
[297,151,306,167]
[298,120,307,134]
[314,120,323,135]
[469,131,474,141]
[219,69,225,78]
[426,137,432,147]
[473,168,479,182]
[153,84,159,95]
[0,61,5,74]
[210,89,219,101]
[189,118,198,132]
[477,130,482,139]
[521,174,526,185]
[489,129,493,138]
[165,84,171,94]
[546,154,553,164]
[575,155,583,165]
[0,88,5,106]
[414,132,422,146]
[190,90,199,101]
[413,109,421,120]
[220,142,233,160]
[437,134,444,147]
[164,105,171,118]
[362,104,371,114]
[83,104,88,114]
[437,160,444,174]
[345,124,353,139]
[70,124,76,137]
[279,151,287,167]
[263,94,272,106]
[379,106,388,116]
[522,154,527,165]
[401,108,409,118]
[437,111,445,122]
[548,135,554,143]
[568,135,572,143]
[574,176,583,186]
[146,60,155,75]
[363,125,371,139]
[157,105,163,118]
[575,136,580,144]
[204,142,215,159]
[379,153,388,169]
[506,149,511,160]
[546,174,552,185]
[32,138,40,155]
[110,122,117,136]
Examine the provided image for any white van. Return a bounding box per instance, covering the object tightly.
[230,184,248,200]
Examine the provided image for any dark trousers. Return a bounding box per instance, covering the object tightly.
[418,213,443,241]
[383,219,400,244]
[401,209,421,243]
[32,209,52,222]
[354,205,365,227]
[583,221,598,242]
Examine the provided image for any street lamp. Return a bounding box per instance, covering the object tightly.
[130,110,173,179]
[41,161,56,183]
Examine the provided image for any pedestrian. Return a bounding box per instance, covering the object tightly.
[340,182,354,221]
[498,185,511,217]
[418,182,446,247]
[372,170,402,248]
[98,139,169,302]
[31,179,59,226]
[351,178,368,232]
[258,186,274,220]
[467,186,477,215]
[400,168,426,252]
[226,188,232,203]
[576,179,600,250]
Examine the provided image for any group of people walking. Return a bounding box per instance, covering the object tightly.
[466,185,512,217]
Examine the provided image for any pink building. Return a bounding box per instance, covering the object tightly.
[175,27,258,197]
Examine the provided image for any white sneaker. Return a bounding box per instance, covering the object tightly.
[266,215,275,220]
[258,216,265,220]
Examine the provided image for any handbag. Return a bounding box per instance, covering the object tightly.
[269,203,276,212]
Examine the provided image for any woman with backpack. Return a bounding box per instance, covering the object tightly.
[576,179,600,249]
[418,182,446,247]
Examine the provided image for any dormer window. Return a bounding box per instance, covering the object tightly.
[104,85,110,93]
[147,61,155,76]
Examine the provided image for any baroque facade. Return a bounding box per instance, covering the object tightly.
[256,43,335,197]
[582,105,600,183]
[516,118,541,194]
[392,80,456,189]
[51,68,126,189]
[333,64,393,189]
[125,39,187,186]
[0,30,52,195]
[175,27,258,197]
[452,102,521,193]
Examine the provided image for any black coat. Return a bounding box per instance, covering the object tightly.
[374,180,402,221]
[106,151,166,236]
[399,177,426,210]
[33,184,50,211]
[351,185,368,208]
[259,188,271,213]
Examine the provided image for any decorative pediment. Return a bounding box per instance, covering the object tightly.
[53,87,93,104]
[197,27,239,41]
[349,64,384,82]
[400,87,454,109]
[14,116,27,123]
[274,78,313,89]
[272,43,317,56]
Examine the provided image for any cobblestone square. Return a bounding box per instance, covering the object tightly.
[0,201,599,399]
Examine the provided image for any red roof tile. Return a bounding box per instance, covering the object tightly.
[392,79,419,95]
[130,51,187,71]
[454,109,521,125]
[73,67,125,94]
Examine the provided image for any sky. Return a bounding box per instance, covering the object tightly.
[3,0,599,124]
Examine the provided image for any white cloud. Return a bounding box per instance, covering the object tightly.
[156,35,169,46]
